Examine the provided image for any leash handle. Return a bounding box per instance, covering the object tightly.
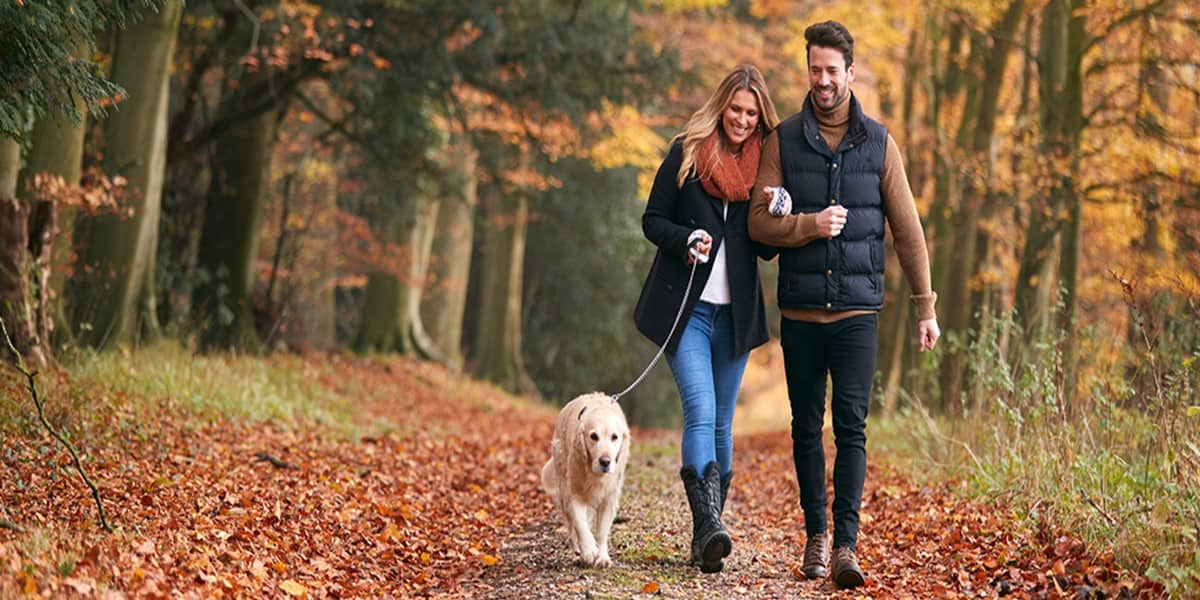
[612,246,701,403]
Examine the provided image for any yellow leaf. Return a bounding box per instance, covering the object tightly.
[481,554,499,566]
[474,509,488,522]
[384,522,402,542]
[421,552,431,565]
[280,579,307,597]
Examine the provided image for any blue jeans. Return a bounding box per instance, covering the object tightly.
[666,301,750,476]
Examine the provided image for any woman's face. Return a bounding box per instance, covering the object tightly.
[721,89,760,150]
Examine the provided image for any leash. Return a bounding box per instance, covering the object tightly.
[611,242,702,403]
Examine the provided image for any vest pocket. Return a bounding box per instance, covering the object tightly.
[869,239,884,292]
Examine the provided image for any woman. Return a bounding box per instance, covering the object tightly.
[633,64,779,573]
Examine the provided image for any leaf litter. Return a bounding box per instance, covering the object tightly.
[1,355,1162,598]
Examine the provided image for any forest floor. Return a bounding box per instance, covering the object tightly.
[0,353,1158,598]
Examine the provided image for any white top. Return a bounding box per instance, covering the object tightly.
[699,200,731,305]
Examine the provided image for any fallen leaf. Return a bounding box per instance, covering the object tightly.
[63,577,94,594]
[280,579,307,596]
[642,581,660,594]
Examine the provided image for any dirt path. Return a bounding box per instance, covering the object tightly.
[463,428,1149,599]
[460,430,838,599]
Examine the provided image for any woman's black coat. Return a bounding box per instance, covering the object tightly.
[633,142,777,356]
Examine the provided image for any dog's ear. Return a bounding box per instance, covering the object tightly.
[575,426,591,463]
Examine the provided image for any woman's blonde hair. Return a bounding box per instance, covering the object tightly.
[674,64,780,187]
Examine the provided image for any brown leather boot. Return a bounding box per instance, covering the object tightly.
[831,546,865,588]
[799,531,830,579]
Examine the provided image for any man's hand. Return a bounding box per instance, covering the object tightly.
[815,205,848,238]
[918,318,940,352]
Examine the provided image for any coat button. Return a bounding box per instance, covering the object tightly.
[826,269,832,276]
[832,163,838,169]
[825,302,832,309]
[830,197,837,205]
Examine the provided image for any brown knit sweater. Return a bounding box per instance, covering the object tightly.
[749,95,937,323]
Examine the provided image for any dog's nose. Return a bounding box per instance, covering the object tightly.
[598,457,611,471]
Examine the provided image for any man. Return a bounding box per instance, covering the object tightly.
[748,20,940,589]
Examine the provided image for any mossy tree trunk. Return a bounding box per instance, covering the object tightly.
[70,1,181,349]
[20,41,88,352]
[352,175,441,357]
[422,137,476,370]
[193,81,277,351]
[470,167,536,395]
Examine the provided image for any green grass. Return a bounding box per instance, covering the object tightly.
[61,341,356,431]
[873,384,1200,595]
[871,308,1200,597]
[1,341,366,443]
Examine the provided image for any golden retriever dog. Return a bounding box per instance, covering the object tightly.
[540,392,630,568]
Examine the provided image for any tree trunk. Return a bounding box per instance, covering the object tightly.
[926,15,959,375]
[470,178,536,395]
[939,0,1027,411]
[193,94,277,351]
[352,186,440,357]
[70,1,181,349]
[0,137,47,366]
[355,268,406,353]
[876,243,910,416]
[1125,17,1171,406]
[22,42,87,350]
[283,168,338,351]
[422,139,477,371]
[1015,0,1083,342]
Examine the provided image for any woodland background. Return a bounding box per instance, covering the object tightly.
[1,0,1198,594]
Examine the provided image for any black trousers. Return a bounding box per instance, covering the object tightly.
[780,313,877,551]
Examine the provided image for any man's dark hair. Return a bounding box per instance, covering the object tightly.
[804,20,854,68]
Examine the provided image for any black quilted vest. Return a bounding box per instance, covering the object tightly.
[776,94,887,311]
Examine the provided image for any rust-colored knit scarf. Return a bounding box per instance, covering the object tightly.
[695,129,761,202]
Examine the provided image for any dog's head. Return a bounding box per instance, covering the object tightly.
[576,400,630,475]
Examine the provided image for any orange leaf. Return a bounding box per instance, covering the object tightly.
[480,554,499,566]
[1051,560,1067,577]
[642,581,660,594]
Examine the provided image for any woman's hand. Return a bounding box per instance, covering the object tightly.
[687,229,713,265]
[764,186,792,217]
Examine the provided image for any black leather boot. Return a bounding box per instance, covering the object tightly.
[718,470,732,514]
[681,461,731,573]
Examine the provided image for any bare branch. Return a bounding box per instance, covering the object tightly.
[0,316,113,533]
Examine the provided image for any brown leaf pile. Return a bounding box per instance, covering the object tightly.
[1,356,553,597]
[732,431,1161,598]
[1,355,1164,598]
